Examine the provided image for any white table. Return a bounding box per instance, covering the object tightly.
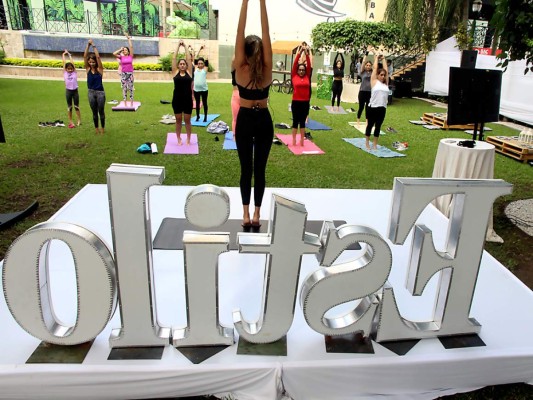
[341,80,359,103]
[432,138,501,242]
[2,184,533,399]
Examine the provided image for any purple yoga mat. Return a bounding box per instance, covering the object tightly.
[112,101,141,111]
[164,133,199,154]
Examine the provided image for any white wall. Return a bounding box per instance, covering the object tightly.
[212,0,387,47]
[424,37,533,126]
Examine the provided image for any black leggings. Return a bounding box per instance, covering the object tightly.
[235,107,273,207]
[357,90,371,119]
[194,90,208,119]
[88,89,106,128]
[331,80,343,107]
[291,100,310,128]
[365,106,386,137]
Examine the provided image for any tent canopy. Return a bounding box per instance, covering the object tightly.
[271,41,302,55]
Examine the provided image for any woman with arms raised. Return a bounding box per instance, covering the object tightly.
[234,0,273,231]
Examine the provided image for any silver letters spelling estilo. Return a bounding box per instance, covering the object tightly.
[2,164,512,348]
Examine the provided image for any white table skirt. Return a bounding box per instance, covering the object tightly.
[2,184,533,399]
[432,138,501,242]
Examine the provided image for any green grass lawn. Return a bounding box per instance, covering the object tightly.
[1,77,533,397]
[1,78,531,263]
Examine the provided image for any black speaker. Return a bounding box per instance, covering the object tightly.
[447,67,502,126]
[460,50,478,69]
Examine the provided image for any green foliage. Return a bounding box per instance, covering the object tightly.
[0,39,6,64]
[45,0,84,23]
[311,20,404,54]
[176,0,209,29]
[454,23,471,51]
[159,53,173,72]
[1,58,163,71]
[492,0,533,74]
[102,0,159,36]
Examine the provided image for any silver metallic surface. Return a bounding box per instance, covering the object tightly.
[173,232,234,347]
[377,178,513,341]
[106,164,171,347]
[301,223,392,336]
[3,221,117,345]
[185,185,231,228]
[234,195,321,343]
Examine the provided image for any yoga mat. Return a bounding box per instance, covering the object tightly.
[112,101,141,111]
[275,133,325,155]
[164,132,199,154]
[350,123,386,136]
[343,138,406,158]
[153,218,360,250]
[223,131,237,150]
[188,114,220,127]
[325,106,347,114]
[409,120,426,125]
[307,119,332,130]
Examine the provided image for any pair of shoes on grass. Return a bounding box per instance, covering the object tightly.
[39,120,64,127]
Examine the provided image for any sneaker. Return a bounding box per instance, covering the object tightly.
[68,123,75,128]
[386,127,398,133]
[107,100,119,105]
[305,132,313,140]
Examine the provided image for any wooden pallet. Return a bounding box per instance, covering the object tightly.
[421,113,474,130]
[486,136,533,163]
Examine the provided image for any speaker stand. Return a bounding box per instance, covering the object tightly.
[472,122,485,141]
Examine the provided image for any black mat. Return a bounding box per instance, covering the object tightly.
[0,201,38,230]
[108,346,165,360]
[27,340,93,364]
[153,218,361,251]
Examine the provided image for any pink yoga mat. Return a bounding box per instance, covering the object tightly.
[164,133,199,154]
[112,101,141,111]
[275,133,325,155]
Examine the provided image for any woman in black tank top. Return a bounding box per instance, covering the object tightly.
[233,0,273,231]
[171,40,194,146]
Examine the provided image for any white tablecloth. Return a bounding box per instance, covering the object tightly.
[432,138,501,242]
[2,184,533,399]
[341,81,359,103]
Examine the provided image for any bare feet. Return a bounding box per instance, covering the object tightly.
[77,120,81,126]
[177,134,182,145]
[100,128,105,135]
[292,140,296,146]
[186,140,190,146]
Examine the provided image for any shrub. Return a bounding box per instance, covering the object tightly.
[1,58,163,71]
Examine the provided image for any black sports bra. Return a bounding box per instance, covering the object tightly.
[237,81,271,101]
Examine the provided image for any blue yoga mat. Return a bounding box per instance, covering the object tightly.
[185,114,221,127]
[223,131,237,150]
[307,119,332,130]
[343,138,406,158]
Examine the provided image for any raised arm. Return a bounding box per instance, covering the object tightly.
[260,0,272,74]
[172,41,184,75]
[84,40,91,70]
[359,53,367,74]
[93,44,103,75]
[126,33,133,58]
[188,45,195,76]
[234,0,248,67]
[62,49,72,69]
[306,45,313,73]
[370,53,380,86]
[292,46,302,76]
[382,55,389,85]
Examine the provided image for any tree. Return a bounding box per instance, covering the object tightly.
[491,0,533,74]
[310,20,404,54]
[384,0,468,53]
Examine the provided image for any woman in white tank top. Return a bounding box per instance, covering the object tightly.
[365,52,389,150]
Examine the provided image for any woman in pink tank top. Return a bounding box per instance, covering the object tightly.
[113,33,135,108]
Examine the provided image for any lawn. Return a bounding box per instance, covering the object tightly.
[1,77,533,398]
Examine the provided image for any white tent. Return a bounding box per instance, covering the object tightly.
[424,37,533,126]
